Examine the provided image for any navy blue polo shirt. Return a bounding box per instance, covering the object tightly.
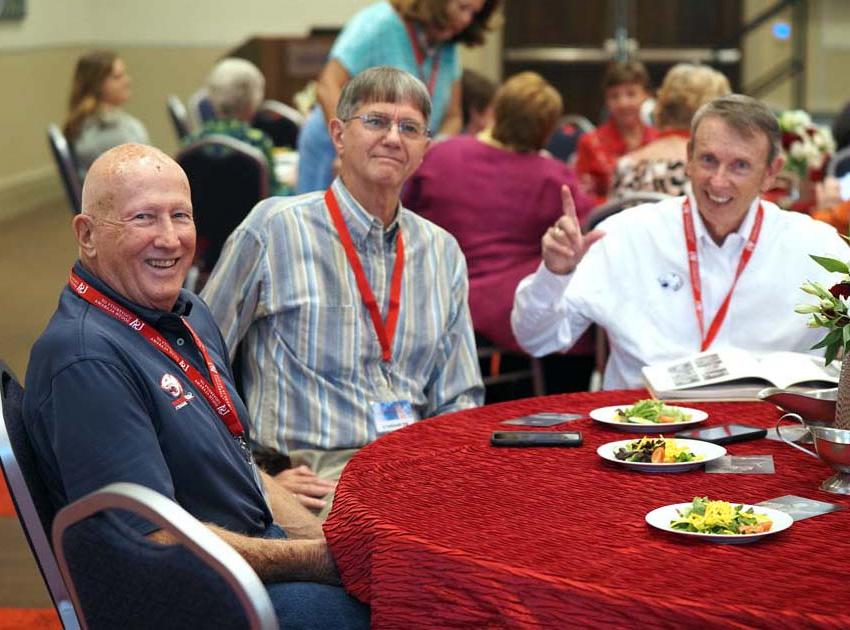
[24,262,273,535]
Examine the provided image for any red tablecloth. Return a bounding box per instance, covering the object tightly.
[324,390,850,628]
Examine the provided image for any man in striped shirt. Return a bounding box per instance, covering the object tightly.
[202,66,484,514]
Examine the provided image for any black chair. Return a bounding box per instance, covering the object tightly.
[477,336,545,401]
[0,360,82,629]
[252,100,304,149]
[545,115,594,164]
[176,135,269,289]
[827,146,850,179]
[47,124,83,214]
[167,95,193,142]
[52,482,277,630]
[187,87,217,128]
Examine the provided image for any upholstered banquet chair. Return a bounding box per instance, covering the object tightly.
[167,94,193,142]
[252,100,304,149]
[176,135,269,290]
[0,360,82,628]
[47,124,83,214]
[52,482,278,630]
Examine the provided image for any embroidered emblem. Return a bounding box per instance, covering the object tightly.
[160,373,194,409]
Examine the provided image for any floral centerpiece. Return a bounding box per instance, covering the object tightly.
[797,253,850,427]
[778,110,835,183]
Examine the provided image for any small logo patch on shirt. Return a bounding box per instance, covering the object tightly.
[658,272,683,291]
[160,373,194,409]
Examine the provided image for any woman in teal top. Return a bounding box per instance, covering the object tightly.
[297,0,499,193]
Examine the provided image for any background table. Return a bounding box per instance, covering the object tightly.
[324,390,850,628]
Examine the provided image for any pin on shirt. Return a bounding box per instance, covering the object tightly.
[658,272,683,291]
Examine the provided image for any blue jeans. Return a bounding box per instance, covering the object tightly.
[263,524,370,629]
[296,107,337,194]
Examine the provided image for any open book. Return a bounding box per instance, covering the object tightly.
[642,350,840,401]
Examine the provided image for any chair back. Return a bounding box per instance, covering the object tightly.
[187,87,217,128]
[53,482,278,630]
[546,115,595,164]
[582,191,672,232]
[0,361,81,629]
[252,100,304,149]
[167,95,193,141]
[176,135,269,278]
[47,124,83,214]
[827,145,850,179]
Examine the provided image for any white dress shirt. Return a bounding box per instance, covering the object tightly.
[511,192,849,389]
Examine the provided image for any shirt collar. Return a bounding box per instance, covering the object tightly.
[686,186,760,248]
[330,177,402,246]
[71,260,193,325]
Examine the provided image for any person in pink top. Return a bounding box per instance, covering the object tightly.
[403,72,595,390]
[575,60,658,200]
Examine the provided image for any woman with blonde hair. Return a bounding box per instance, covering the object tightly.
[612,63,731,197]
[403,72,596,392]
[297,0,500,193]
[64,50,149,177]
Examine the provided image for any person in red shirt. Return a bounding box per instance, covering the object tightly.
[576,60,658,200]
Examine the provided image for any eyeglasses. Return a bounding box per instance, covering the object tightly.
[344,113,431,140]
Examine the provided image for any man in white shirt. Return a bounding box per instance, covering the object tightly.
[511,94,849,389]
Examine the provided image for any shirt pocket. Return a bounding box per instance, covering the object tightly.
[277,302,360,382]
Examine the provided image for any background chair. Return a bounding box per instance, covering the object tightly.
[47,124,83,214]
[176,135,269,290]
[476,336,545,402]
[187,87,217,129]
[52,482,278,630]
[0,360,81,629]
[545,115,595,164]
[827,145,850,179]
[252,100,304,149]
[167,95,193,142]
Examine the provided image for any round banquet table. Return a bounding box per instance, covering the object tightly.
[323,390,850,629]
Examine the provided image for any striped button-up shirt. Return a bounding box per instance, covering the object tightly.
[201,178,483,453]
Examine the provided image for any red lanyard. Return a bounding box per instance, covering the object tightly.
[324,189,404,362]
[404,20,441,96]
[68,271,244,436]
[682,198,764,351]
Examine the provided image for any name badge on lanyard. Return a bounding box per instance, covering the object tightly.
[371,400,415,434]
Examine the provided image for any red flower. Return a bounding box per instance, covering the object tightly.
[829,283,850,299]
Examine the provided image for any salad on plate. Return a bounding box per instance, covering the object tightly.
[614,399,691,424]
[614,436,701,463]
[670,497,773,535]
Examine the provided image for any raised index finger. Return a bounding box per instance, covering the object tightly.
[560,184,578,222]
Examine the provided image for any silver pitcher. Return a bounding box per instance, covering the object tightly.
[776,412,850,494]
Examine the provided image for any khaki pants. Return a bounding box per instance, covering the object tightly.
[288,448,359,520]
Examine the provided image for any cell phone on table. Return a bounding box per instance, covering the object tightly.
[490,431,583,447]
[673,423,766,445]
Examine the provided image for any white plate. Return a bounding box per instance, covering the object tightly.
[645,502,793,544]
[597,438,726,473]
[589,404,708,433]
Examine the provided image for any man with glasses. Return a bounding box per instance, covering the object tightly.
[202,66,483,514]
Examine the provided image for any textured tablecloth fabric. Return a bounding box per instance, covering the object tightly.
[324,390,850,628]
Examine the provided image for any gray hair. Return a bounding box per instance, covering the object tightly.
[336,66,432,126]
[690,94,781,164]
[206,58,265,119]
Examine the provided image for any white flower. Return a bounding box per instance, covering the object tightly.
[790,140,808,161]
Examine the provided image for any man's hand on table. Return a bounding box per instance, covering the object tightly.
[274,465,337,510]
